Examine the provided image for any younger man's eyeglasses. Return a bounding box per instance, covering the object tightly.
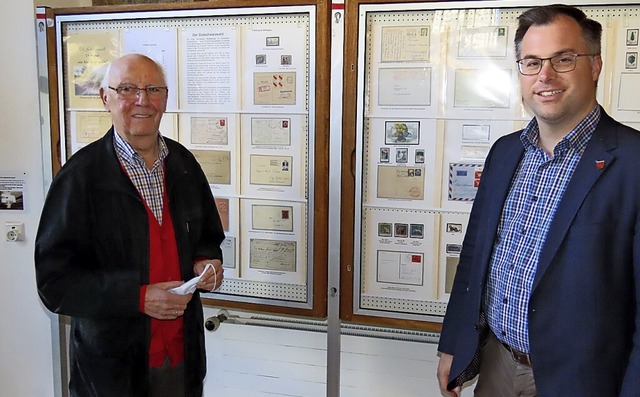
[516,53,595,75]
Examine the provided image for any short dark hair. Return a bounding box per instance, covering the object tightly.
[514,4,602,58]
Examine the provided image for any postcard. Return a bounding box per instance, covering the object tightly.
[191,150,231,185]
[190,116,229,145]
[457,26,509,58]
[251,118,291,146]
[380,26,430,62]
[249,238,297,272]
[376,250,424,286]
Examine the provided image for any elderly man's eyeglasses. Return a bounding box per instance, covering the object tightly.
[516,53,595,76]
[108,85,168,99]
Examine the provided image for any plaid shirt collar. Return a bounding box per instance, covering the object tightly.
[113,130,169,167]
[520,105,601,154]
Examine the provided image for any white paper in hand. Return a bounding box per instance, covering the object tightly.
[169,263,213,295]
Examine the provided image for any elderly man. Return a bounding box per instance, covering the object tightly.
[36,53,225,397]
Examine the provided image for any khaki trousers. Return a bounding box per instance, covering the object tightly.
[474,332,537,397]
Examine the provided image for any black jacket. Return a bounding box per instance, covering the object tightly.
[35,129,225,397]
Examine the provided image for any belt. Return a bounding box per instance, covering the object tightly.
[500,342,532,367]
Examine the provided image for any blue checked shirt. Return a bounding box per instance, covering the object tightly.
[113,132,168,224]
[484,106,600,353]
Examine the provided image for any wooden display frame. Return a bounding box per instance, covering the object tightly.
[341,0,640,331]
[342,0,445,332]
[41,0,331,319]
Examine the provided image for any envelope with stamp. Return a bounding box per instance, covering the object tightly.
[253,72,296,105]
[252,204,294,232]
[250,154,293,186]
[376,165,425,200]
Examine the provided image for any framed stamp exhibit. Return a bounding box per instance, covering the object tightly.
[42,0,330,318]
[341,0,640,330]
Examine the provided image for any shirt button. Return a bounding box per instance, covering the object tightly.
[502,297,508,304]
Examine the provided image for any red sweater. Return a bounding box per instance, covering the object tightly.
[139,186,184,368]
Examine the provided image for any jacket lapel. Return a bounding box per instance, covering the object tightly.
[94,128,142,195]
[479,134,526,275]
[532,112,618,290]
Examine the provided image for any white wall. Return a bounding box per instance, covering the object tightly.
[0,1,57,396]
[201,308,475,397]
[202,308,447,397]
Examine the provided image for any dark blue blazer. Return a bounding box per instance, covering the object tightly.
[439,108,640,397]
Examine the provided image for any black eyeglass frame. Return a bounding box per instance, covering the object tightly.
[515,53,596,76]
[107,85,169,97]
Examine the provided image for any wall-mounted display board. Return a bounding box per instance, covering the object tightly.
[42,0,330,318]
[341,0,640,331]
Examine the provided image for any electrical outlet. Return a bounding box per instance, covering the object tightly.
[5,222,24,242]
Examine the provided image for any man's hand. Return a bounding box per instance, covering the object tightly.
[144,281,192,320]
[437,352,461,397]
[194,259,223,292]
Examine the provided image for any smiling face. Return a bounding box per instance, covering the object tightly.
[518,15,602,134]
[100,54,167,147]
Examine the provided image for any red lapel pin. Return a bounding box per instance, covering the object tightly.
[595,160,605,170]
